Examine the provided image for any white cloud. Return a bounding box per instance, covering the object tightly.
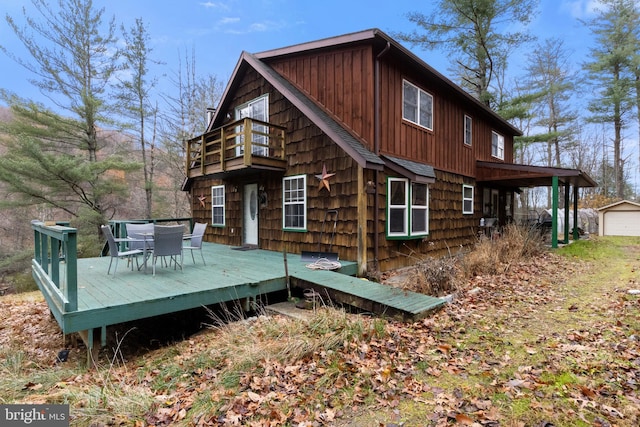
[216,19,287,35]
[248,22,269,32]
[218,17,240,25]
[199,1,230,10]
[561,0,601,19]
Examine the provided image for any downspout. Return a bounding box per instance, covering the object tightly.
[374,41,391,272]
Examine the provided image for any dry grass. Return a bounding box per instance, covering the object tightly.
[460,223,546,276]
[2,236,639,426]
[398,224,546,296]
[402,255,461,296]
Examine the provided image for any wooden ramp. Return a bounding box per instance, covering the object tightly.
[287,263,446,322]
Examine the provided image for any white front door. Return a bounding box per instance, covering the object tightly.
[243,183,259,246]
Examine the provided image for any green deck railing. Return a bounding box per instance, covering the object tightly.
[32,218,195,312]
[31,221,78,313]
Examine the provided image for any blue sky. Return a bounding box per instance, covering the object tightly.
[0,0,600,108]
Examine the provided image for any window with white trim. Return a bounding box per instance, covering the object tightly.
[211,185,225,226]
[411,183,429,235]
[464,115,472,146]
[283,175,306,230]
[402,80,433,130]
[491,131,504,160]
[235,94,269,156]
[387,177,429,238]
[462,185,474,214]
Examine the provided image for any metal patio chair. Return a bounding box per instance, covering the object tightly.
[151,224,184,276]
[101,225,144,276]
[183,222,207,265]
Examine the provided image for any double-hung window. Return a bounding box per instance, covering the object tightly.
[387,177,429,238]
[491,131,504,160]
[462,185,474,214]
[211,185,225,226]
[283,175,306,230]
[402,80,433,130]
[464,115,472,146]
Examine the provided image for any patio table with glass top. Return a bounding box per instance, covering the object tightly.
[113,233,154,273]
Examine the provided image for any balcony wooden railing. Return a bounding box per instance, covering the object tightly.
[186,118,287,178]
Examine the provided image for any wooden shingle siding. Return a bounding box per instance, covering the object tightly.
[191,66,363,261]
[368,169,478,272]
[193,59,488,272]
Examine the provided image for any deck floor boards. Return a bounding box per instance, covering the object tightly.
[37,243,445,340]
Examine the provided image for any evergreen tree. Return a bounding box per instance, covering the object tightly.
[525,38,578,169]
[0,0,137,233]
[583,0,639,199]
[395,0,538,107]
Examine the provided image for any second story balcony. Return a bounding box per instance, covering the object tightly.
[186,118,287,179]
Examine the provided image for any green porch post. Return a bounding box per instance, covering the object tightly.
[573,185,579,240]
[552,176,559,248]
[563,182,570,244]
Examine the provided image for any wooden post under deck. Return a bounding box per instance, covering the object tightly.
[77,327,104,367]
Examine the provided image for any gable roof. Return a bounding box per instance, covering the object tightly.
[597,200,640,211]
[255,28,522,137]
[209,52,384,170]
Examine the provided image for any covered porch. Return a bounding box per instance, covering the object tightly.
[477,162,598,247]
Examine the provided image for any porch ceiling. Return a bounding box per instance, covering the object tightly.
[476,161,598,189]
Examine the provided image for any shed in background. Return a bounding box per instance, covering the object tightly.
[598,200,640,236]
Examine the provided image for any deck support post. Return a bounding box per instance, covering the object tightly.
[78,328,101,368]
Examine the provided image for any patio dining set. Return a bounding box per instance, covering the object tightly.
[101,222,207,276]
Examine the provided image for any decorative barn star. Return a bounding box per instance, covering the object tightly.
[315,164,336,192]
[198,194,207,207]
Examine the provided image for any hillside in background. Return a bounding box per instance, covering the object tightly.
[0,106,191,257]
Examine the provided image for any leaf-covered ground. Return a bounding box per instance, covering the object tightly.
[1,237,639,426]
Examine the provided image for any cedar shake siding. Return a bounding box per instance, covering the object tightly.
[183,29,565,275]
[189,67,362,260]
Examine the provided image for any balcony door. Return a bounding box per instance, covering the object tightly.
[235,94,269,157]
[243,183,259,247]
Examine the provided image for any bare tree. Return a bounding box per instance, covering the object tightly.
[115,18,161,219]
[159,49,224,218]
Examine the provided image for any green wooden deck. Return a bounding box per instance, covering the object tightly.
[36,242,445,349]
